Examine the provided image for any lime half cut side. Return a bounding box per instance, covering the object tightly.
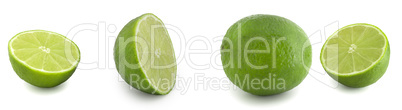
[320,23,390,87]
[114,13,177,95]
[8,30,80,88]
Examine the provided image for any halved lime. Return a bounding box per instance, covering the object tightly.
[114,13,176,95]
[320,23,390,88]
[8,30,80,88]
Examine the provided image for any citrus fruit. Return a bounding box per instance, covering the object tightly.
[114,13,176,95]
[221,14,312,96]
[8,30,80,88]
[320,23,390,88]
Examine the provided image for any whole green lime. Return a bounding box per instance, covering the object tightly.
[221,14,312,96]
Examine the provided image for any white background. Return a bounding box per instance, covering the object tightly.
[0,0,400,109]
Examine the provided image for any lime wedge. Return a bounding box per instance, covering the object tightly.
[8,30,80,88]
[114,13,176,95]
[320,23,390,87]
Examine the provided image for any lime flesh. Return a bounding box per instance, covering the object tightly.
[321,23,390,87]
[114,13,176,95]
[8,30,80,88]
